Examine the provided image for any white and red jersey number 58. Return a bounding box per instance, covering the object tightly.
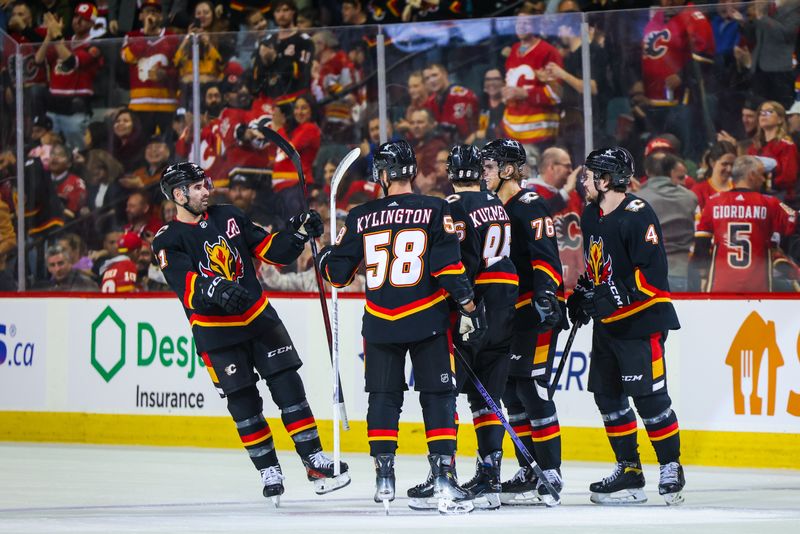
[364,229,427,289]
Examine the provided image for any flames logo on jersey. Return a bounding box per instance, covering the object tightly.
[199,236,244,281]
[643,29,670,59]
[585,236,613,285]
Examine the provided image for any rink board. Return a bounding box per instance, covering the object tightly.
[0,294,798,469]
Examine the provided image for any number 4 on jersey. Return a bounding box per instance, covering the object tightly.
[645,224,659,245]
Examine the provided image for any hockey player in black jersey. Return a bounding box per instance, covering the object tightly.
[318,140,487,514]
[482,139,567,506]
[567,147,684,505]
[407,145,518,511]
[152,162,349,506]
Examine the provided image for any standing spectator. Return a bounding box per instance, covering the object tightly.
[34,245,98,292]
[422,63,479,143]
[743,0,800,109]
[228,173,271,224]
[710,0,747,136]
[748,100,799,205]
[48,143,87,220]
[34,4,104,150]
[0,151,63,239]
[234,8,269,68]
[123,189,162,238]
[4,1,48,119]
[124,134,173,196]
[120,0,179,139]
[407,108,447,181]
[173,3,225,109]
[312,30,357,143]
[108,0,185,36]
[694,155,797,292]
[30,0,72,36]
[84,148,126,235]
[694,141,736,213]
[718,96,764,154]
[466,68,505,145]
[99,231,141,293]
[340,0,369,25]
[502,14,563,147]
[0,196,16,291]
[637,153,698,291]
[640,0,715,159]
[111,108,147,173]
[395,71,428,136]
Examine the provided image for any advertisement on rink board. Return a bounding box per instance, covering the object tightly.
[0,296,798,436]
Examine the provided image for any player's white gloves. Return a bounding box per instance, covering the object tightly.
[457,299,487,344]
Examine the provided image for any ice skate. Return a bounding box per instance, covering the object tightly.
[260,464,285,507]
[428,454,474,515]
[407,471,437,510]
[536,468,562,507]
[659,462,685,506]
[374,453,396,515]
[500,465,542,505]
[589,460,647,505]
[463,451,502,510]
[301,449,351,494]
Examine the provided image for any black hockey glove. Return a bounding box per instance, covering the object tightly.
[457,299,487,345]
[534,289,562,331]
[581,283,632,320]
[288,210,324,242]
[204,277,251,314]
[566,291,591,326]
[316,245,333,273]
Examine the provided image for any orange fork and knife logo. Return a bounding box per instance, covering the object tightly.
[726,311,800,417]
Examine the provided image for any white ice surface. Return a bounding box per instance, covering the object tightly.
[0,443,798,534]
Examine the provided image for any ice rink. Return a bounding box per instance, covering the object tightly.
[1,444,799,533]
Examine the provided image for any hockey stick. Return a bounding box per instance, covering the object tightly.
[329,148,361,471]
[547,321,580,399]
[261,127,349,430]
[452,345,560,504]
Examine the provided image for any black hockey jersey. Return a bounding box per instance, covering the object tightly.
[256,31,314,103]
[580,194,680,339]
[152,204,304,352]
[504,189,565,330]
[321,193,474,344]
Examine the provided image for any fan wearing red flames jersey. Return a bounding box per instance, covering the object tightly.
[152,162,350,506]
[423,63,480,142]
[694,155,797,292]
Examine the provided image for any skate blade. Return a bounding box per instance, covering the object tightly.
[267,495,281,508]
[541,493,561,507]
[472,493,501,510]
[500,491,544,506]
[383,499,391,515]
[662,490,684,506]
[590,488,648,505]
[437,498,474,515]
[407,497,438,511]
[313,472,351,495]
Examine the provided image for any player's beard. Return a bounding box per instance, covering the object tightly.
[186,195,209,214]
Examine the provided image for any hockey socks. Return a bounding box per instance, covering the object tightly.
[267,369,321,457]
[367,391,402,456]
[421,391,458,455]
[601,405,640,463]
[471,406,505,458]
[226,387,278,470]
[635,393,681,464]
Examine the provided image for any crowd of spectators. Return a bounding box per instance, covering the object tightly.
[0,0,798,293]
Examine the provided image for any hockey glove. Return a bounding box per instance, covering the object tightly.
[534,289,562,331]
[316,245,333,273]
[581,283,631,320]
[566,291,591,326]
[457,299,487,344]
[289,210,324,242]
[204,277,251,314]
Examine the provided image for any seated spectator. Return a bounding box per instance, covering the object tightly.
[34,245,98,292]
[111,108,147,173]
[415,149,450,198]
[466,68,505,145]
[89,229,123,279]
[395,71,428,137]
[787,102,800,146]
[637,153,698,292]
[407,108,447,181]
[694,141,736,213]
[297,6,320,29]
[26,114,58,171]
[161,199,177,222]
[48,143,87,220]
[0,196,15,291]
[718,96,764,155]
[359,114,402,180]
[56,232,93,275]
[747,101,799,205]
[423,63,479,142]
[123,189,162,238]
[228,173,271,224]
[173,2,225,108]
[123,134,173,197]
[99,231,141,293]
[84,149,126,236]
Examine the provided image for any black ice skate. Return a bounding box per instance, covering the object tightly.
[301,449,351,495]
[407,471,437,510]
[536,468,563,507]
[589,460,647,505]
[500,465,542,505]
[260,464,285,507]
[463,451,502,510]
[374,453,396,515]
[428,454,474,515]
[658,462,685,506]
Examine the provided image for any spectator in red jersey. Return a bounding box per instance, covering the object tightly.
[34,245,98,292]
[640,0,715,160]
[718,96,764,155]
[694,140,736,214]
[33,4,104,150]
[694,155,797,292]
[5,1,48,119]
[407,108,448,182]
[466,68,505,145]
[395,71,429,137]
[123,189,162,238]
[110,108,147,173]
[120,0,179,139]
[422,63,479,143]
[501,14,563,148]
[48,143,87,220]
[748,100,799,206]
[99,231,142,293]
[312,30,357,143]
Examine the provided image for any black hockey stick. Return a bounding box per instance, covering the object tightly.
[548,321,580,399]
[260,127,349,427]
[452,345,560,504]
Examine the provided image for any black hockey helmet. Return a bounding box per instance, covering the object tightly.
[372,139,417,183]
[481,138,527,166]
[160,162,212,201]
[447,144,483,182]
[584,146,634,187]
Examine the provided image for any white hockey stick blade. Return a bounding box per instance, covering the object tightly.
[330,148,362,204]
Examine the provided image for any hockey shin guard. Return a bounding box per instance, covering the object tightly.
[367,391,403,456]
[267,370,321,457]
[594,393,640,463]
[420,391,458,455]
[501,378,535,468]
[227,386,278,470]
[516,378,561,470]
[635,393,681,464]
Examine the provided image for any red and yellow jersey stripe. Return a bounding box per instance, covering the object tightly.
[647,421,679,442]
[189,292,269,328]
[473,413,502,430]
[183,272,198,309]
[475,271,519,286]
[531,260,563,286]
[365,289,447,321]
[240,425,273,447]
[425,427,457,442]
[285,417,317,437]
[601,269,671,324]
[531,422,561,442]
[367,429,398,442]
[253,233,286,267]
[432,262,466,277]
[605,420,638,437]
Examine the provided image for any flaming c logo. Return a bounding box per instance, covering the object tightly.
[199,236,244,282]
[726,311,800,417]
[586,236,612,286]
